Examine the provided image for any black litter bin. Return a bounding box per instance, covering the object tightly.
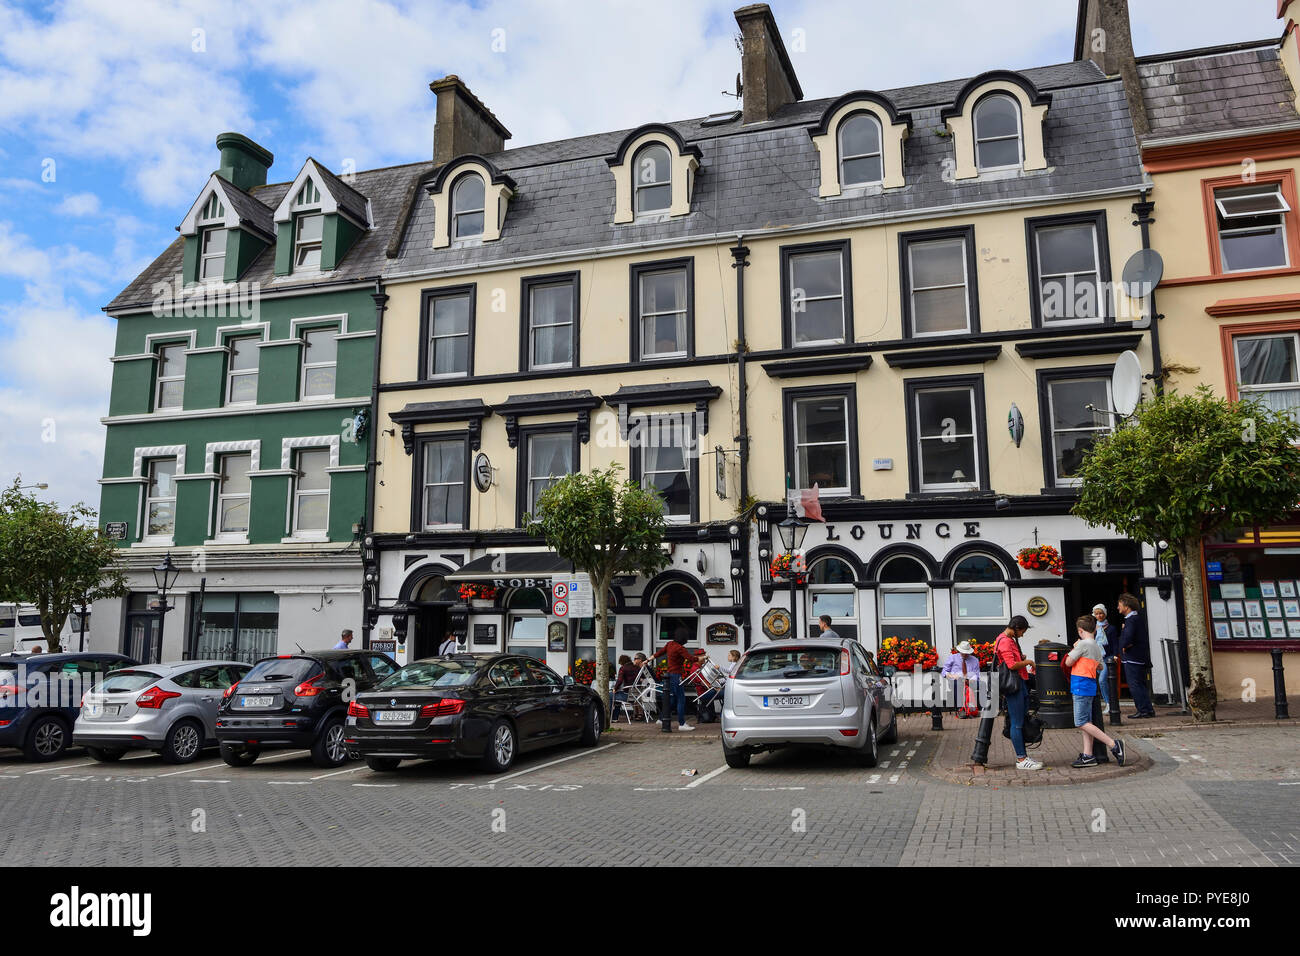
[1034,641,1073,729]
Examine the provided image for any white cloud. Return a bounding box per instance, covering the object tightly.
[56,192,101,216]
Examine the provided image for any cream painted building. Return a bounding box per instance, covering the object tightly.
[362,3,1181,707]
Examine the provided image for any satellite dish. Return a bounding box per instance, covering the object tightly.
[1112,350,1143,417]
[1121,249,1164,298]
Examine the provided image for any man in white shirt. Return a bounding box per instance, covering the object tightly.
[438,631,458,655]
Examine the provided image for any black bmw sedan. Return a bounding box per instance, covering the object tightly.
[344,653,604,773]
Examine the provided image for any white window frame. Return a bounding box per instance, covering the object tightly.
[526,431,575,516]
[291,447,331,539]
[877,557,933,648]
[225,334,260,406]
[908,237,971,337]
[837,113,883,187]
[914,386,980,492]
[973,94,1024,172]
[809,557,856,630]
[793,395,851,497]
[638,268,688,360]
[789,249,846,347]
[451,174,486,241]
[143,458,178,544]
[1234,331,1300,421]
[633,143,672,216]
[421,438,467,531]
[527,281,576,371]
[635,415,693,523]
[427,290,472,379]
[215,452,252,541]
[199,226,227,282]
[1034,221,1103,325]
[154,342,187,411]
[1047,377,1115,487]
[1215,182,1291,273]
[300,326,338,401]
[294,212,323,271]
[951,554,1009,633]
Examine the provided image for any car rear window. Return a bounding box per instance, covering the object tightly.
[243,658,321,683]
[98,670,162,693]
[17,613,41,627]
[379,660,478,689]
[735,647,841,679]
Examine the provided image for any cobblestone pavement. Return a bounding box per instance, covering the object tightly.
[0,724,1293,866]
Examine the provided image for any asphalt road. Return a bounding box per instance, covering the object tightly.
[1,725,1295,867]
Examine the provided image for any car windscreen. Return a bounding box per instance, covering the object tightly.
[735,647,841,679]
[243,658,321,683]
[379,660,478,690]
[96,670,163,693]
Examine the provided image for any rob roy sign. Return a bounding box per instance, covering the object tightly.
[821,521,981,542]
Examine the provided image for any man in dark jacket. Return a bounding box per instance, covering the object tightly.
[1117,592,1156,718]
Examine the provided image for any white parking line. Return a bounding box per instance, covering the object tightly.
[684,764,727,789]
[26,761,99,774]
[879,760,890,769]
[866,774,881,784]
[155,761,225,777]
[311,765,367,781]
[267,780,311,786]
[1280,781,1300,786]
[189,779,230,784]
[489,742,618,783]
[353,783,397,788]
[889,773,900,784]
[906,749,917,758]
[251,749,310,763]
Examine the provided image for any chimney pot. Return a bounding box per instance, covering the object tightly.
[215,132,274,192]
[430,75,512,166]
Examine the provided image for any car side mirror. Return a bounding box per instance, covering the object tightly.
[879,665,897,678]
[563,675,575,686]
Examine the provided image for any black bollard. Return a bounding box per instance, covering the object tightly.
[660,682,672,733]
[1272,648,1290,720]
[1107,655,1122,727]
[971,715,995,765]
[1091,690,1109,763]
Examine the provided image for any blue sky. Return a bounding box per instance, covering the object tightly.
[0,0,1286,511]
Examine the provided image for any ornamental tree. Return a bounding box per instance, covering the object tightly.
[1072,388,1300,721]
[525,465,670,718]
[0,479,128,651]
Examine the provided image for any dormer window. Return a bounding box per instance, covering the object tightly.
[294,213,323,270]
[838,113,883,187]
[973,94,1023,170]
[199,227,227,281]
[452,173,486,240]
[634,143,672,215]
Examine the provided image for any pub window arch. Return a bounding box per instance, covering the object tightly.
[808,556,857,640]
[951,552,1009,648]
[504,586,549,661]
[877,555,933,648]
[651,581,698,647]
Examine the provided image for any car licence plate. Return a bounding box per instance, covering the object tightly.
[375,710,415,724]
[764,696,807,708]
[240,696,274,708]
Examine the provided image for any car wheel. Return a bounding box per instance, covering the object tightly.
[479,719,516,773]
[311,718,348,768]
[365,756,401,772]
[86,746,126,762]
[723,745,751,769]
[161,720,204,764]
[579,702,602,746]
[219,742,259,767]
[853,716,879,767]
[23,716,68,762]
[878,708,899,746]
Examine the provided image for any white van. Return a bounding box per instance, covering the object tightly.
[13,606,49,653]
[0,604,15,654]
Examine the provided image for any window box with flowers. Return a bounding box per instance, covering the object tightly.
[1016,545,1063,576]
[570,659,596,686]
[458,583,500,607]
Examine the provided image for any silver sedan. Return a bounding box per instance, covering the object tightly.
[74,660,250,763]
[721,638,897,768]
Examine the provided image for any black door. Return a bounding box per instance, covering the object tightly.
[412,606,448,660]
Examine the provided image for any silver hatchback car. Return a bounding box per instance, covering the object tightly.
[721,638,897,768]
[74,660,250,764]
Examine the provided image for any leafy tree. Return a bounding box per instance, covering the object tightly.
[525,465,670,718]
[1072,388,1300,721]
[0,479,128,651]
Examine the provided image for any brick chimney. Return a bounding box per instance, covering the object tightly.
[735,3,803,125]
[430,75,512,165]
[215,132,274,192]
[1073,0,1148,137]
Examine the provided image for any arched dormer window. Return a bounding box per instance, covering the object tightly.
[196,192,227,282]
[451,173,486,240]
[808,91,911,198]
[837,113,883,187]
[973,94,1023,171]
[633,143,672,214]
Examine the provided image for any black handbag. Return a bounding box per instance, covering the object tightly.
[996,634,1022,697]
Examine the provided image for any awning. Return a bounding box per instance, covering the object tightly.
[446,552,573,582]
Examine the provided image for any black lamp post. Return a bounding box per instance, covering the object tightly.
[775,515,808,639]
[151,553,180,664]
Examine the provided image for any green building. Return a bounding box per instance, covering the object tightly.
[93,134,422,662]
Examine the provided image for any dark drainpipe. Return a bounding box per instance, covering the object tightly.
[1131,191,1164,395]
[730,238,752,648]
[362,276,389,650]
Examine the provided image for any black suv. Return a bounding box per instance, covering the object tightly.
[215,650,397,768]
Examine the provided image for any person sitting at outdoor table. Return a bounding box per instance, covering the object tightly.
[941,641,982,718]
[612,654,638,700]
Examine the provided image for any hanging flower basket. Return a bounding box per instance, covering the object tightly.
[1016,545,1064,576]
[570,659,596,686]
[878,636,939,671]
[770,552,807,585]
[458,583,499,604]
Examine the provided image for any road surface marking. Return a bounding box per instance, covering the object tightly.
[155,762,225,777]
[353,783,397,788]
[685,765,727,789]
[189,779,230,784]
[489,742,617,783]
[311,765,367,780]
[866,774,881,784]
[252,749,311,763]
[889,773,900,784]
[879,760,890,769]
[268,780,311,785]
[26,761,98,774]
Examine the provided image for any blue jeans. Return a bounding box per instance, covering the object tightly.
[1005,680,1028,759]
[1125,662,1155,715]
[664,673,687,724]
[1097,657,1112,710]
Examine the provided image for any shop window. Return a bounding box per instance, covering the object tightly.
[878,556,932,647]
[574,612,617,663]
[1204,545,1300,645]
[193,592,280,663]
[653,582,698,646]
[951,554,1008,647]
[808,557,857,640]
[1234,332,1300,423]
[505,587,549,660]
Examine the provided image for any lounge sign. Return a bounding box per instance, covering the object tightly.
[823,521,981,542]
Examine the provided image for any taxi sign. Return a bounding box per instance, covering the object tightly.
[553,599,569,618]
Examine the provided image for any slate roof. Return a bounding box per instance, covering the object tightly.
[1137,41,1300,141]
[107,58,1147,314]
[216,176,276,240]
[306,158,372,225]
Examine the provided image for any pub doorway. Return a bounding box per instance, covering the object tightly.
[409,574,457,660]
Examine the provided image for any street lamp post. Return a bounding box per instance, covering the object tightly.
[151,554,181,665]
[775,515,808,639]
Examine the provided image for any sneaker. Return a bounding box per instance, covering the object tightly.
[1015,757,1043,771]
[678,723,695,731]
[1111,738,1125,766]
[1126,712,1150,719]
[1071,753,1099,768]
